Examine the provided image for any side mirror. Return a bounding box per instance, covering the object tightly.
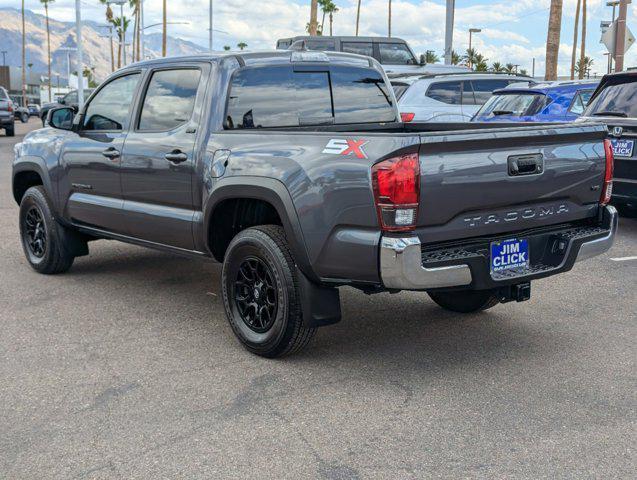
[47,107,75,130]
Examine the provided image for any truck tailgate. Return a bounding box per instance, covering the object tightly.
[416,123,608,244]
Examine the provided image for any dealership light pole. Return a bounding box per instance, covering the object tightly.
[75,0,84,106]
[468,28,481,69]
[1,50,6,66]
[209,0,213,51]
[444,0,455,64]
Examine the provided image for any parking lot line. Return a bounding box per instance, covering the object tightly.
[610,256,637,262]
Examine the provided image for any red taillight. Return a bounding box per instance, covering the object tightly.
[372,152,420,232]
[400,112,415,123]
[601,139,614,205]
[7,102,13,113]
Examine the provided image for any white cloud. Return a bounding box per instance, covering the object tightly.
[3,0,637,77]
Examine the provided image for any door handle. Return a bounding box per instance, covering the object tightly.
[101,147,120,159]
[164,150,188,164]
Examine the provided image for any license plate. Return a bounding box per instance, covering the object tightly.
[490,238,529,273]
[611,139,634,157]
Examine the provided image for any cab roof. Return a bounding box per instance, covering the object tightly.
[124,50,375,70]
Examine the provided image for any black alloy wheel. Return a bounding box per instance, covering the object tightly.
[234,256,278,333]
[23,206,47,258]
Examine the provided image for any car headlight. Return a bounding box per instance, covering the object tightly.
[13,142,23,159]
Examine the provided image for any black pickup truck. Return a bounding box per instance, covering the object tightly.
[12,50,617,357]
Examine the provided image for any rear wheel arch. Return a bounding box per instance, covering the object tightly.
[204,179,317,282]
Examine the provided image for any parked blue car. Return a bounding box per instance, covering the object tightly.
[472,80,598,122]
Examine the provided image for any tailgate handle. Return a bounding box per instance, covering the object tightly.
[508,154,543,176]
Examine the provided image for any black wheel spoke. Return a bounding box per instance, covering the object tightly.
[22,206,47,258]
[233,256,278,333]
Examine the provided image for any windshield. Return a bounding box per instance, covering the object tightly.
[476,92,546,117]
[585,80,637,118]
[378,43,417,65]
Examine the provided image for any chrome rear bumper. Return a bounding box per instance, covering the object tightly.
[380,205,618,291]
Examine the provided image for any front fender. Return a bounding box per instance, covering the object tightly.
[201,176,318,283]
[12,156,56,207]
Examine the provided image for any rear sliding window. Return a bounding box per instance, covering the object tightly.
[225,65,395,129]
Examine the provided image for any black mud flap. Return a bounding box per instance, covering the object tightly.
[297,268,341,328]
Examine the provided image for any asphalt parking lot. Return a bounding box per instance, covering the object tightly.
[1,120,635,479]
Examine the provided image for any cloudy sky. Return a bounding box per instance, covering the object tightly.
[5,0,637,77]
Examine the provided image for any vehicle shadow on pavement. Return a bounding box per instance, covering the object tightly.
[64,243,565,376]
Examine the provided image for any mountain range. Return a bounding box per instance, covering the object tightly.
[0,7,208,83]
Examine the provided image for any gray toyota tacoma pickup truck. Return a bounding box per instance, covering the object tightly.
[12,50,617,357]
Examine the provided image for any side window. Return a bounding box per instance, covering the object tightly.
[305,40,336,51]
[341,42,373,57]
[83,73,140,131]
[461,81,476,105]
[471,79,513,104]
[138,69,201,131]
[426,81,462,105]
[378,43,416,65]
[64,91,78,104]
[569,90,594,115]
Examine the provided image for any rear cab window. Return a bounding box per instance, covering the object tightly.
[471,79,520,104]
[225,65,395,129]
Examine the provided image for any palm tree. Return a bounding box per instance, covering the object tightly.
[21,0,26,107]
[112,16,130,68]
[574,56,593,78]
[223,45,231,51]
[325,1,339,36]
[579,0,587,79]
[309,0,319,36]
[129,0,141,62]
[491,62,504,73]
[504,63,516,74]
[318,0,329,33]
[463,48,478,69]
[162,0,167,57]
[237,42,248,50]
[474,54,488,71]
[451,50,461,65]
[40,0,54,102]
[422,50,440,64]
[570,0,581,80]
[519,69,529,76]
[355,0,361,36]
[99,0,115,72]
[545,0,563,81]
[388,0,392,38]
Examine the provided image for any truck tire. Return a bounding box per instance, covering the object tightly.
[428,289,501,313]
[221,225,316,358]
[20,112,29,123]
[5,123,15,137]
[19,186,75,274]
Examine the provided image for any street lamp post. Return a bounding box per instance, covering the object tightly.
[444,0,455,65]
[75,0,84,107]
[1,50,6,66]
[468,28,481,69]
[209,0,213,51]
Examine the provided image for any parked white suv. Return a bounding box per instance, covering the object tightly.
[392,73,534,123]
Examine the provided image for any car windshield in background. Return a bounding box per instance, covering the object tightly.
[585,80,637,118]
[378,43,417,65]
[478,93,545,117]
[225,65,395,129]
